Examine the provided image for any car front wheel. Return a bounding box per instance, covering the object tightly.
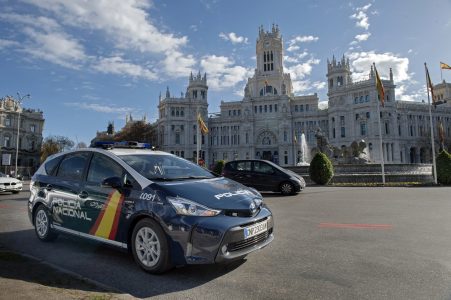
[34,205,58,242]
[280,182,295,195]
[131,219,172,274]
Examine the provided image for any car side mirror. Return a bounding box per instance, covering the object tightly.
[101,176,123,189]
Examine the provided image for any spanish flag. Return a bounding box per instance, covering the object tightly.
[438,121,445,145]
[440,62,451,70]
[373,64,385,107]
[425,64,435,104]
[197,113,209,135]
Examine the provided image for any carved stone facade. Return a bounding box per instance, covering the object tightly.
[0,96,44,175]
[156,26,451,166]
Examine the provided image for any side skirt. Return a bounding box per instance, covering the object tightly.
[51,224,128,249]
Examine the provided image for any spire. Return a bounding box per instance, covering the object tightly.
[159,92,161,102]
[369,65,375,78]
[190,72,193,81]
[166,86,170,98]
[389,68,393,82]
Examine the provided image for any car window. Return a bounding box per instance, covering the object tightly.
[253,161,275,174]
[56,152,90,181]
[236,161,252,171]
[44,156,63,176]
[87,154,124,184]
[119,154,214,180]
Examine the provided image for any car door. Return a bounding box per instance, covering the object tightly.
[48,152,91,232]
[81,153,136,243]
[252,161,279,191]
[228,161,253,187]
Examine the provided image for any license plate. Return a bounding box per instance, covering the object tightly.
[243,220,267,239]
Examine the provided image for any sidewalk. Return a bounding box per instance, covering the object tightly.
[0,247,132,300]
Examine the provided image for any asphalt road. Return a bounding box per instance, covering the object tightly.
[1,185,451,299]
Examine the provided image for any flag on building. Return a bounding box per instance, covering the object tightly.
[425,64,435,104]
[373,64,385,107]
[440,62,451,70]
[438,121,445,145]
[197,113,209,135]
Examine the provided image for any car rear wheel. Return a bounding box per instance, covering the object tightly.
[34,205,58,242]
[280,182,295,195]
[131,219,172,274]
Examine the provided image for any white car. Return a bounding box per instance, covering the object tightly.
[0,172,23,193]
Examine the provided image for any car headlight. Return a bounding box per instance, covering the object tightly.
[167,196,221,217]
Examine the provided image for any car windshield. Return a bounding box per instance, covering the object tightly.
[119,154,215,181]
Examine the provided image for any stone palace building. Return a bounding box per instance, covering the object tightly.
[157,25,451,167]
[0,96,44,176]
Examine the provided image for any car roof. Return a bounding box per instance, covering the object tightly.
[108,148,170,156]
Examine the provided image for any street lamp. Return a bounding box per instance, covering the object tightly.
[15,92,30,178]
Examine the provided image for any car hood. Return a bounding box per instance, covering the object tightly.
[153,177,262,211]
[0,177,21,184]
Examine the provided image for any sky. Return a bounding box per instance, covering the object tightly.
[1,0,450,145]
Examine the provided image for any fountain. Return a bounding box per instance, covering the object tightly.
[297,133,310,166]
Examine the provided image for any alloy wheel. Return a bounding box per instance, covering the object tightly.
[135,227,161,267]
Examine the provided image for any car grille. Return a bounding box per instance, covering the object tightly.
[227,228,272,252]
[3,182,15,186]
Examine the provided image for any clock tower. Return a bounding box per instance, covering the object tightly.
[244,24,292,98]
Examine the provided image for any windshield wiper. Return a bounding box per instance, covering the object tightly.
[148,177,176,181]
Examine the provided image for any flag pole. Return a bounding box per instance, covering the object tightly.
[197,111,201,165]
[376,100,385,185]
[373,63,385,185]
[425,63,438,184]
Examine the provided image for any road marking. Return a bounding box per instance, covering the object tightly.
[319,223,392,229]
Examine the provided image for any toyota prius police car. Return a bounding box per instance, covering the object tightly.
[29,142,274,273]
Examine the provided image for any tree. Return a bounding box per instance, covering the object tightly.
[76,142,87,149]
[309,152,334,185]
[437,150,451,185]
[40,135,75,162]
[114,121,157,145]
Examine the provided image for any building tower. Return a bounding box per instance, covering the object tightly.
[186,71,208,103]
[326,55,352,93]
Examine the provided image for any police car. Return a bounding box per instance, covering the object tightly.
[28,142,274,273]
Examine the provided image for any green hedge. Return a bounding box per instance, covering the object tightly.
[309,152,334,185]
[213,160,225,175]
[437,150,451,185]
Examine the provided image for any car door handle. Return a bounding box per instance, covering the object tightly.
[78,191,89,199]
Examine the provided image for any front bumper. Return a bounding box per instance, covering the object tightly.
[162,206,274,265]
[0,183,23,192]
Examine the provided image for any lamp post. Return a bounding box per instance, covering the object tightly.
[15,92,30,178]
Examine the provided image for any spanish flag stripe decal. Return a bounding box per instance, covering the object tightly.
[108,195,124,240]
[89,191,123,239]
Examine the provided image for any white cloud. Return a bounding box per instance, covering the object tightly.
[347,51,410,81]
[200,55,253,90]
[290,35,319,44]
[93,56,157,80]
[0,13,87,68]
[350,3,372,30]
[0,39,19,49]
[287,35,319,52]
[64,102,135,114]
[23,0,188,54]
[286,58,320,81]
[162,50,196,78]
[219,32,249,44]
[347,51,424,101]
[355,32,371,42]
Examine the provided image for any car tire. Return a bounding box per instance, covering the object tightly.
[34,204,58,242]
[131,218,172,274]
[280,181,295,196]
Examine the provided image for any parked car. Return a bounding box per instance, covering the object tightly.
[0,172,23,193]
[29,145,273,273]
[222,160,306,195]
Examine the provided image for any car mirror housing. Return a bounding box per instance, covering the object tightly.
[101,176,123,189]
